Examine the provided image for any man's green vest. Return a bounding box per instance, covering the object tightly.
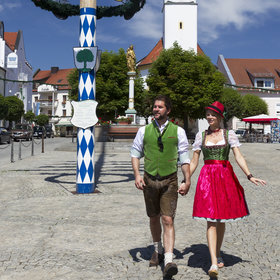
[143,121,178,176]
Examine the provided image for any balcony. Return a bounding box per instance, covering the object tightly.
[36,100,58,108]
[39,101,52,108]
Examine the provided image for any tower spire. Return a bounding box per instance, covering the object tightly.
[163,0,197,53]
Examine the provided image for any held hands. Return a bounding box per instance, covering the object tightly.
[178,181,191,196]
[135,174,146,190]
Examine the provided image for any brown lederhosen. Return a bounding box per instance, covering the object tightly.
[143,172,178,218]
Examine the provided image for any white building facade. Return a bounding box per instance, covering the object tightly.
[32,67,74,136]
[0,21,33,114]
[217,55,280,132]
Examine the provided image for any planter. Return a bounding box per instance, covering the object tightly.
[117,121,131,125]
[95,125,109,142]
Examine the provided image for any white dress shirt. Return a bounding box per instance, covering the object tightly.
[130,120,190,165]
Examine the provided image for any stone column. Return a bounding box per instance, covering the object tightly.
[125,71,137,124]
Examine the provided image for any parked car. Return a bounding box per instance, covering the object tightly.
[235,129,246,139]
[33,126,46,139]
[44,124,54,138]
[0,127,11,144]
[11,124,33,141]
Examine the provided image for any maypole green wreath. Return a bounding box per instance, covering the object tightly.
[31,0,146,20]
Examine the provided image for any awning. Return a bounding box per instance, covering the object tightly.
[55,121,73,127]
[242,114,279,124]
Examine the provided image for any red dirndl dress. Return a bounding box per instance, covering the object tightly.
[192,130,249,222]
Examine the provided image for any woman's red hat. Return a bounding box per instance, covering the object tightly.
[205,101,224,118]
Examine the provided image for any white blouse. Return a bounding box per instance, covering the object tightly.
[192,130,241,151]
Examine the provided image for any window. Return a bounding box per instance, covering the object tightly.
[48,110,52,116]
[62,95,67,105]
[63,109,66,117]
[35,97,38,102]
[179,22,183,29]
[265,80,272,87]
[255,78,274,89]
[276,103,280,115]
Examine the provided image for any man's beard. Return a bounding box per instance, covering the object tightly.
[154,113,165,120]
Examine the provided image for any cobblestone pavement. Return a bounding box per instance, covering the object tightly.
[0,141,279,280]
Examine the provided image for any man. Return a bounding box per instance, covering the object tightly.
[131,95,191,278]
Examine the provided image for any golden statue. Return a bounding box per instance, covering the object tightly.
[126,45,136,72]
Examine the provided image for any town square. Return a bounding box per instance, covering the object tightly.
[0,139,279,279]
[0,0,280,279]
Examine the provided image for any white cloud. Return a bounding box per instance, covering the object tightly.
[198,0,280,43]
[5,2,21,9]
[0,1,21,12]
[127,0,280,43]
[125,1,162,40]
[97,32,123,44]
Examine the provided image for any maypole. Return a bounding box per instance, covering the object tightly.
[76,0,96,193]
[30,0,147,194]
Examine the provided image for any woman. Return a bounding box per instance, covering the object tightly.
[190,101,266,278]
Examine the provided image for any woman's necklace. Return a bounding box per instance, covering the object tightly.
[208,127,220,135]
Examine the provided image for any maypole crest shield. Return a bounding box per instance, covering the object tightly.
[71,100,98,129]
[73,47,98,72]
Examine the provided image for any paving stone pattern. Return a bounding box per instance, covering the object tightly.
[0,141,279,280]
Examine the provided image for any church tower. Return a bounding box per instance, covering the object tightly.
[163,0,197,53]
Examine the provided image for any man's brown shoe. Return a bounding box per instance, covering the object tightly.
[163,262,178,278]
[149,251,164,267]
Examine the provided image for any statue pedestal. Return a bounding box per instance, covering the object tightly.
[125,108,137,124]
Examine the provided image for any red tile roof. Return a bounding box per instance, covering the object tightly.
[138,38,205,67]
[33,68,74,90]
[225,58,280,88]
[4,32,18,51]
[34,70,52,81]
[197,44,204,56]
[138,39,163,67]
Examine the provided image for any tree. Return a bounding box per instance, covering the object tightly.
[96,48,130,120]
[68,49,145,120]
[24,110,36,124]
[5,96,24,126]
[67,69,79,101]
[241,94,268,118]
[36,114,49,126]
[146,43,226,130]
[76,49,93,72]
[0,94,8,120]
[220,87,244,128]
[134,89,153,124]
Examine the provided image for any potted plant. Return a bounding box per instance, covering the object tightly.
[114,116,132,125]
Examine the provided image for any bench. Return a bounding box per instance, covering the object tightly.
[107,125,140,142]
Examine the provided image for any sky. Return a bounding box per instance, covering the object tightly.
[1,0,280,73]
